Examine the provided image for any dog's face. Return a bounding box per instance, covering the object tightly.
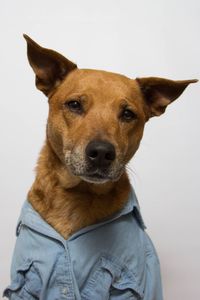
[24,35,197,184]
[48,69,146,183]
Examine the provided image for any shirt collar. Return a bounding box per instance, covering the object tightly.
[16,187,146,245]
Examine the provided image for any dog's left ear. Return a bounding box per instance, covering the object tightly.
[23,34,77,96]
[136,77,198,118]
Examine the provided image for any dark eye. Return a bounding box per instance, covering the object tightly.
[121,109,137,121]
[65,100,83,114]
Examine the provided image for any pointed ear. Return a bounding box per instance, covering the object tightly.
[23,34,77,96]
[136,77,198,118]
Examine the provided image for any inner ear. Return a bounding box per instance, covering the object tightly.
[23,34,77,96]
[136,77,198,118]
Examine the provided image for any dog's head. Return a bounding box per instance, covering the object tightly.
[24,35,197,184]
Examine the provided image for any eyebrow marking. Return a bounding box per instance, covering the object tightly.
[119,98,138,112]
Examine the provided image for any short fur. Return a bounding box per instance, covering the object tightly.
[23,34,197,239]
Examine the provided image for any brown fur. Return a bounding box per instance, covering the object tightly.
[24,35,197,239]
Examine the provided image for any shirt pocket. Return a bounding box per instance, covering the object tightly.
[81,255,144,300]
[3,259,42,300]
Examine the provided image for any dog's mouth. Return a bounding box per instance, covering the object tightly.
[78,167,125,184]
[69,168,125,184]
[80,172,109,184]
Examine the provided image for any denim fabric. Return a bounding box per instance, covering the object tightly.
[3,188,163,300]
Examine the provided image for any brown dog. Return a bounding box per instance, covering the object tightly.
[3,35,197,300]
[23,35,197,239]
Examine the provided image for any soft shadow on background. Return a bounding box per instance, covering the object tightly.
[0,1,199,299]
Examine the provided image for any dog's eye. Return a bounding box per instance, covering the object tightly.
[120,109,137,121]
[65,100,83,114]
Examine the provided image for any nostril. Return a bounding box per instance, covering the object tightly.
[105,151,115,161]
[89,150,98,159]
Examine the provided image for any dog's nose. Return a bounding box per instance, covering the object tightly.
[85,140,116,168]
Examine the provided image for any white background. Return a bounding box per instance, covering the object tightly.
[0,1,199,299]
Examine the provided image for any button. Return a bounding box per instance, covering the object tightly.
[115,275,121,283]
[62,287,67,295]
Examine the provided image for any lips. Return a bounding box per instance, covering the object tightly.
[89,173,106,179]
[80,172,109,183]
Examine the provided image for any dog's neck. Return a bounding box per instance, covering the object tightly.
[28,140,131,239]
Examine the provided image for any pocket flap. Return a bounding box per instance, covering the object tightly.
[3,258,41,299]
[81,255,144,299]
[3,281,22,298]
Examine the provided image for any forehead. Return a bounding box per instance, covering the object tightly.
[57,69,141,100]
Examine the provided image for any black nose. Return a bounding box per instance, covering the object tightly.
[85,140,116,168]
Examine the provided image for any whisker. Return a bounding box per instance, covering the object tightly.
[126,164,140,185]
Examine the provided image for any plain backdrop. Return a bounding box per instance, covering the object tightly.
[0,1,199,299]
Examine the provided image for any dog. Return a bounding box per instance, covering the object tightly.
[3,35,197,300]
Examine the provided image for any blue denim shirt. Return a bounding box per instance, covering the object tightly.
[4,188,163,300]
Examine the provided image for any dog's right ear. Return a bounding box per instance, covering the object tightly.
[23,34,77,96]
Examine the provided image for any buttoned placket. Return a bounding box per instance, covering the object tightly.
[56,243,76,300]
